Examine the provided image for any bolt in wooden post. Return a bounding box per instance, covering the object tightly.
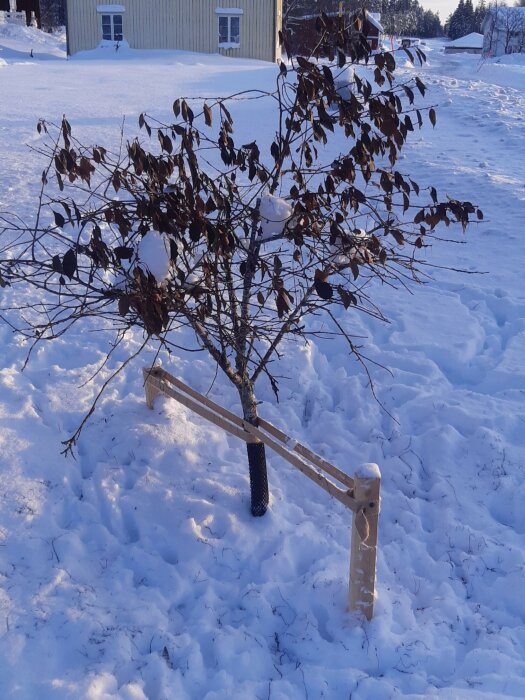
[143,367,163,409]
[349,463,381,621]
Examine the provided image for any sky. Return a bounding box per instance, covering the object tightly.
[419,0,460,20]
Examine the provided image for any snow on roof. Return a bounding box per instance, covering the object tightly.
[215,7,244,15]
[448,32,483,49]
[97,5,126,14]
[365,10,384,33]
[97,4,125,12]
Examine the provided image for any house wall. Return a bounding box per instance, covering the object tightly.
[484,26,525,56]
[482,10,525,57]
[66,0,282,62]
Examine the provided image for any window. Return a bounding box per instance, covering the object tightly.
[101,13,123,41]
[97,5,125,42]
[216,8,243,48]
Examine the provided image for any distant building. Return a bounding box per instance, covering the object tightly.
[65,1,283,63]
[285,8,383,57]
[363,11,383,51]
[396,37,420,49]
[482,7,525,57]
[444,32,483,55]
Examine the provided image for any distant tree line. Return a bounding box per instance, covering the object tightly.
[376,0,443,37]
[445,0,525,41]
[284,0,443,38]
[445,0,488,38]
[40,0,65,31]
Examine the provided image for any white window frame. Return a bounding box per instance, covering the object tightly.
[97,5,125,43]
[216,7,243,49]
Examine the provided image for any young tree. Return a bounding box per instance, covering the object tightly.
[0,13,481,516]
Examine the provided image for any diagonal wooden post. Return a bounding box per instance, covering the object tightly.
[349,463,381,621]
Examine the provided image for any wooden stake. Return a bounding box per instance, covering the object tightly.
[349,465,381,621]
[143,367,163,409]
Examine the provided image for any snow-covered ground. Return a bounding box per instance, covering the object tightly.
[0,25,524,699]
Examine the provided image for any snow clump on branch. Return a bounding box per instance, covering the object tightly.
[259,194,293,238]
[137,230,171,284]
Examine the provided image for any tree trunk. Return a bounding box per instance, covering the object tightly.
[239,381,269,517]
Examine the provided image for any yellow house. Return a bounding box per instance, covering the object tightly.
[65,0,282,62]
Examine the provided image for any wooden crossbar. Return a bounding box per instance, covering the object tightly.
[142,365,381,620]
[143,367,359,510]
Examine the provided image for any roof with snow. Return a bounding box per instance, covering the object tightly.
[364,10,384,33]
[447,32,483,49]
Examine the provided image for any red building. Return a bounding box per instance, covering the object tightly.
[285,9,383,57]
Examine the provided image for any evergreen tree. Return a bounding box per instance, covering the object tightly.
[448,0,488,39]
[463,0,476,33]
[40,0,65,31]
[420,9,443,36]
[379,0,443,37]
[474,0,488,32]
[448,0,466,39]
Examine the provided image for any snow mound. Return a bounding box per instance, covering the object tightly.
[0,21,65,61]
[0,21,62,46]
[491,52,525,66]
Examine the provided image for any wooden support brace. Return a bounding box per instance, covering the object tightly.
[349,464,381,621]
[142,366,381,620]
[257,417,355,491]
[141,366,358,510]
